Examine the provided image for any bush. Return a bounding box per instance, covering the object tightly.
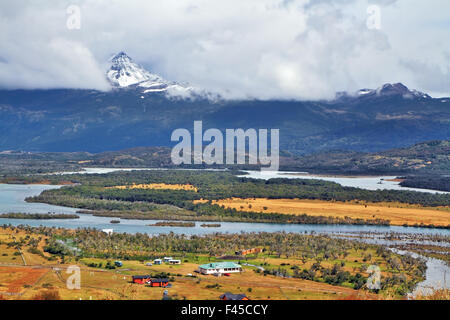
[32,290,61,300]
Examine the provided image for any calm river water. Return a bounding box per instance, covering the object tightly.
[0,168,448,294]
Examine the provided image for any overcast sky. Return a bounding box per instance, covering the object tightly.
[0,0,449,100]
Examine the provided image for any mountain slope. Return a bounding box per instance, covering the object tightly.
[106,52,199,98]
[107,52,166,88]
[0,52,448,154]
[0,84,448,153]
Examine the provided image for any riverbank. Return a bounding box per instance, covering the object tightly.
[0,213,79,220]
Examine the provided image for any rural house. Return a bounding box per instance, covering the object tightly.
[235,248,262,256]
[132,275,152,284]
[198,262,242,275]
[148,278,170,287]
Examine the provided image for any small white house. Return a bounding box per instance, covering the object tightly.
[102,229,114,235]
[169,259,181,265]
[198,262,242,275]
[163,257,173,263]
[153,259,162,265]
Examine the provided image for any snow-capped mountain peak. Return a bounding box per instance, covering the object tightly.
[107,52,165,88]
[106,52,205,99]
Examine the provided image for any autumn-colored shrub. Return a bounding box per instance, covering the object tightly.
[32,290,61,300]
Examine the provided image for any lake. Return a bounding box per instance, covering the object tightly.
[0,184,448,237]
[51,167,449,194]
[0,171,448,295]
[241,170,449,194]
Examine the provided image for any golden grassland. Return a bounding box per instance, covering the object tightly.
[0,228,440,300]
[199,198,450,227]
[77,160,93,164]
[0,248,400,300]
[0,228,383,300]
[107,183,198,192]
[0,267,49,294]
[414,289,450,300]
[2,263,377,301]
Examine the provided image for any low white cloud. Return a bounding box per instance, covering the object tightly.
[0,0,448,99]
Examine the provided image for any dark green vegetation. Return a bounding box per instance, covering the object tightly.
[12,225,425,295]
[400,175,450,192]
[282,140,450,175]
[147,221,195,227]
[0,151,85,175]
[23,170,450,226]
[0,140,448,176]
[0,213,79,220]
[201,224,221,228]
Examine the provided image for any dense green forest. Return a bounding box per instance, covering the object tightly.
[21,170,450,227]
[27,170,450,206]
[400,175,450,192]
[0,213,79,219]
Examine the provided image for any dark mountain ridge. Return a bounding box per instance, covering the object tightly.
[0,84,448,154]
[0,52,448,154]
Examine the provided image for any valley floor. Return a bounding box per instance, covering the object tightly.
[0,227,431,300]
[204,198,450,227]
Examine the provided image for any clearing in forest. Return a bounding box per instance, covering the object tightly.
[108,183,198,192]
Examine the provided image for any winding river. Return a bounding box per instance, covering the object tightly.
[0,167,449,295]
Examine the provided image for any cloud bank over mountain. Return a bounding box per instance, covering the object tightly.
[0,0,449,100]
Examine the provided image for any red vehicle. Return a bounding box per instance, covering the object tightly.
[223,273,231,277]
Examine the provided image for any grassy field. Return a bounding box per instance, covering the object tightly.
[0,251,379,300]
[2,262,377,301]
[0,227,432,300]
[107,183,198,192]
[203,198,450,227]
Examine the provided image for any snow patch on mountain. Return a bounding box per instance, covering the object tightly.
[106,52,203,99]
[337,83,432,101]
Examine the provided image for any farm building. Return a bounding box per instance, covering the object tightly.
[148,278,170,287]
[101,229,113,235]
[153,259,162,265]
[169,259,181,265]
[220,292,249,300]
[198,262,242,275]
[131,276,170,287]
[132,275,151,284]
[235,248,262,256]
[163,257,173,263]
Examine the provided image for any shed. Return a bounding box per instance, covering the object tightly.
[149,278,170,287]
[220,292,249,300]
[132,275,151,284]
